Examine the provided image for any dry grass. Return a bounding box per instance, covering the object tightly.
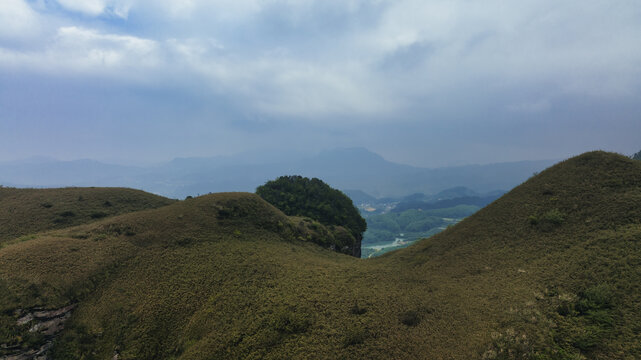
[1,152,640,359]
[0,187,175,246]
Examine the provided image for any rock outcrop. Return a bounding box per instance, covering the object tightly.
[1,304,75,360]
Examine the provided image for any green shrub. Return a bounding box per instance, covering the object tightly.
[571,325,605,351]
[576,284,613,314]
[343,324,368,347]
[269,308,311,335]
[399,310,421,327]
[90,212,108,219]
[542,209,565,225]
[350,302,367,315]
[530,209,566,231]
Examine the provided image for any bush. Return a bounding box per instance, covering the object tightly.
[399,310,420,327]
[542,209,565,225]
[269,308,310,334]
[576,284,613,314]
[350,302,367,315]
[530,209,566,231]
[572,325,605,351]
[90,212,108,219]
[343,324,368,347]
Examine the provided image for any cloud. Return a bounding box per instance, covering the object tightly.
[0,26,160,83]
[0,0,41,39]
[54,26,159,68]
[1,0,641,125]
[56,0,106,16]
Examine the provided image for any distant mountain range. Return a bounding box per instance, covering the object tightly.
[0,148,557,199]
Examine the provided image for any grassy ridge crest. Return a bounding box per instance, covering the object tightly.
[0,187,175,246]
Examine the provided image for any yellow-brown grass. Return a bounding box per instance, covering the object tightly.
[0,187,175,246]
[1,152,640,359]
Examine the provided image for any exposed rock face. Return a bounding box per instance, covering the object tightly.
[1,304,76,360]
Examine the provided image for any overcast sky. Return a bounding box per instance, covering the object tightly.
[1,0,640,167]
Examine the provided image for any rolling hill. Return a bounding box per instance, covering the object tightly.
[0,151,639,359]
[0,187,175,246]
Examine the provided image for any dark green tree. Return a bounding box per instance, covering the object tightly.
[632,150,641,161]
[256,176,366,256]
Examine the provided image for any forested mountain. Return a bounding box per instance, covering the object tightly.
[256,176,366,257]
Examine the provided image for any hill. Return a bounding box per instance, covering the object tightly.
[390,151,641,357]
[0,151,639,359]
[256,176,366,257]
[0,187,175,246]
[392,194,502,213]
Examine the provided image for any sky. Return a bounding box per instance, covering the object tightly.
[0,0,640,167]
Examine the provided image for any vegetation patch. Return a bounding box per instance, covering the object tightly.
[399,310,421,327]
[0,187,174,246]
[343,323,368,347]
[256,175,366,256]
[89,211,108,219]
[269,307,311,335]
[529,208,566,231]
[349,302,367,315]
[555,284,616,353]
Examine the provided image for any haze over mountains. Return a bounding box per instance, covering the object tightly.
[0,148,556,199]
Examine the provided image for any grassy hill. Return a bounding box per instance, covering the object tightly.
[0,151,640,359]
[0,187,175,246]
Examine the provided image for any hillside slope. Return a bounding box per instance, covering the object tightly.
[0,187,175,246]
[391,151,641,358]
[0,152,639,359]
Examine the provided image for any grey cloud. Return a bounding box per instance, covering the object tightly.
[0,0,640,165]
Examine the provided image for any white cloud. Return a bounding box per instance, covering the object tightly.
[55,0,132,18]
[0,0,41,39]
[250,60,397,118]
[2,0,641,123]
[54,26,159,68]
[57,0,106,16]
[0,26,160,81]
